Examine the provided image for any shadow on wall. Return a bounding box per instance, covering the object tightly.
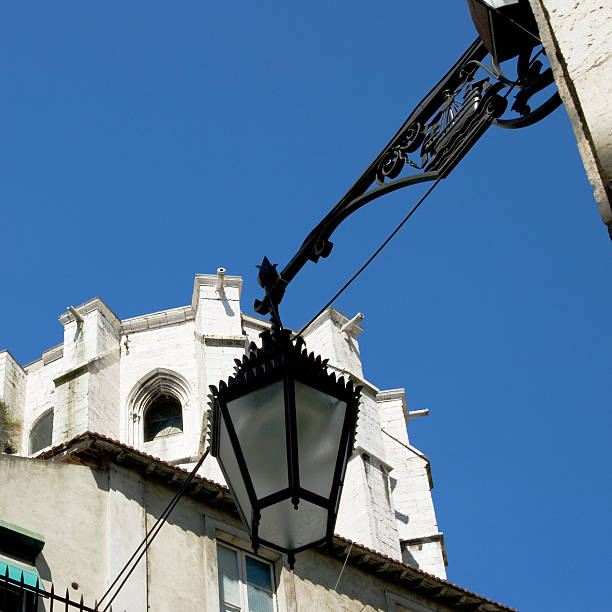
[218,290,235,317]
[36,553,52,584]
[291,548,390,611]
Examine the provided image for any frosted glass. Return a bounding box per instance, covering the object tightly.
[227,381,288,500]
[218,545,239,577]
[218,546,241,607]
[246,556,272,590]
[295,382,347,499]
[218,414,252,527]
[258,499,327,550]
[247,583,274,612]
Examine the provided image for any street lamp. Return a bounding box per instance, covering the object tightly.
[209,323,361,568]
[209,0,561,568]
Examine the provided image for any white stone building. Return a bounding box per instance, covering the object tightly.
[0,271,516,611]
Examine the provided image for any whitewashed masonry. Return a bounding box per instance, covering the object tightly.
[0,271,447,577]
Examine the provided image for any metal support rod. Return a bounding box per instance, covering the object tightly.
[254,25,560,319]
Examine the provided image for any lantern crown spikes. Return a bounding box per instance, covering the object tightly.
[208,326,362,567]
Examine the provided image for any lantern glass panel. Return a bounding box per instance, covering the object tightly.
[258,499,328,551]
[218,409,253,528]
[295,381,347,499]
[227,381,288,500]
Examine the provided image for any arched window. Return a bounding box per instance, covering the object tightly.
[127,368,190,447]
[29,409,53,454]
[143,394,183,442]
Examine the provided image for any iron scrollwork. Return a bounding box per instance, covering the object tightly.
[254,35,560,317]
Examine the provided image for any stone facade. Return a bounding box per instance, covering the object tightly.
[0,271,446,579]
[529,0,612,236]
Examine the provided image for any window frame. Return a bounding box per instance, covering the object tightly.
[217,540,276,612]
[203,515,287,612]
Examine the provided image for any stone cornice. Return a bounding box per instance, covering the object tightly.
[121,305,194,333]
[58,297,122,335]
[377,388,409,422]
[42,345,64,365]
[300,306,364,338]
[0,349,26,372]
[241,313,272,331]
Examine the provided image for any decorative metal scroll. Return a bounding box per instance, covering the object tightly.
[254,37,560,316]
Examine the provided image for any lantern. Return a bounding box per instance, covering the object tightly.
[209,327,361,567]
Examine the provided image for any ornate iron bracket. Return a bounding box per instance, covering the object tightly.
[254,35,560,317]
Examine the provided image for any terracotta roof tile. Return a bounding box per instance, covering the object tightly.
[36,431,516,612]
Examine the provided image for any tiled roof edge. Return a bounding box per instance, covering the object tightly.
[36,432,515,612]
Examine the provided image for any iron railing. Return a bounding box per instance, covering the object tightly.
[1,569,108,612]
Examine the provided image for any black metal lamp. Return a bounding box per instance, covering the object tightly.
[209,324,361,568]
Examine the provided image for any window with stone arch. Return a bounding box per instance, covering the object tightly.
[128,369,190,447]
[29,408,53,455]
[144,394,182,442]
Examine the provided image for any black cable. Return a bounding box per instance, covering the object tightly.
[295,176,444,338]
[97,448,210,611]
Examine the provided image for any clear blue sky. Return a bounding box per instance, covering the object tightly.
[1,2,610,610]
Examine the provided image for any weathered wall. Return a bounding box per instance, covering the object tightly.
[1,274,447,576]
[0,351,26,448]
[379,389,446,577]
[120,319,197,459]
[529,0,612,234]
[145,479,208,612]
[0,454,458,612]
[108,464,147,612]
[0,454,109,603]
[290,547,453,612]
[24,351,64,451]
[302,308,364,380]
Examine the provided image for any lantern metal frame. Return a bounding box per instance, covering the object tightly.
[209,326,362,567]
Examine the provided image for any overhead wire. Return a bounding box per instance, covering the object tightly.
[295,4,549,339]
[295,176,444,338]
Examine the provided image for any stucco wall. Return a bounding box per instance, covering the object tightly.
[0,454,109,602]
[0,453,457,612]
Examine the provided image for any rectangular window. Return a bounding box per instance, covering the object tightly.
[217,542,275,612]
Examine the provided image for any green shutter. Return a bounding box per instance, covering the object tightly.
[0,559,41,589]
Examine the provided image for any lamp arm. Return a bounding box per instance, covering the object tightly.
[254,34,559,316]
